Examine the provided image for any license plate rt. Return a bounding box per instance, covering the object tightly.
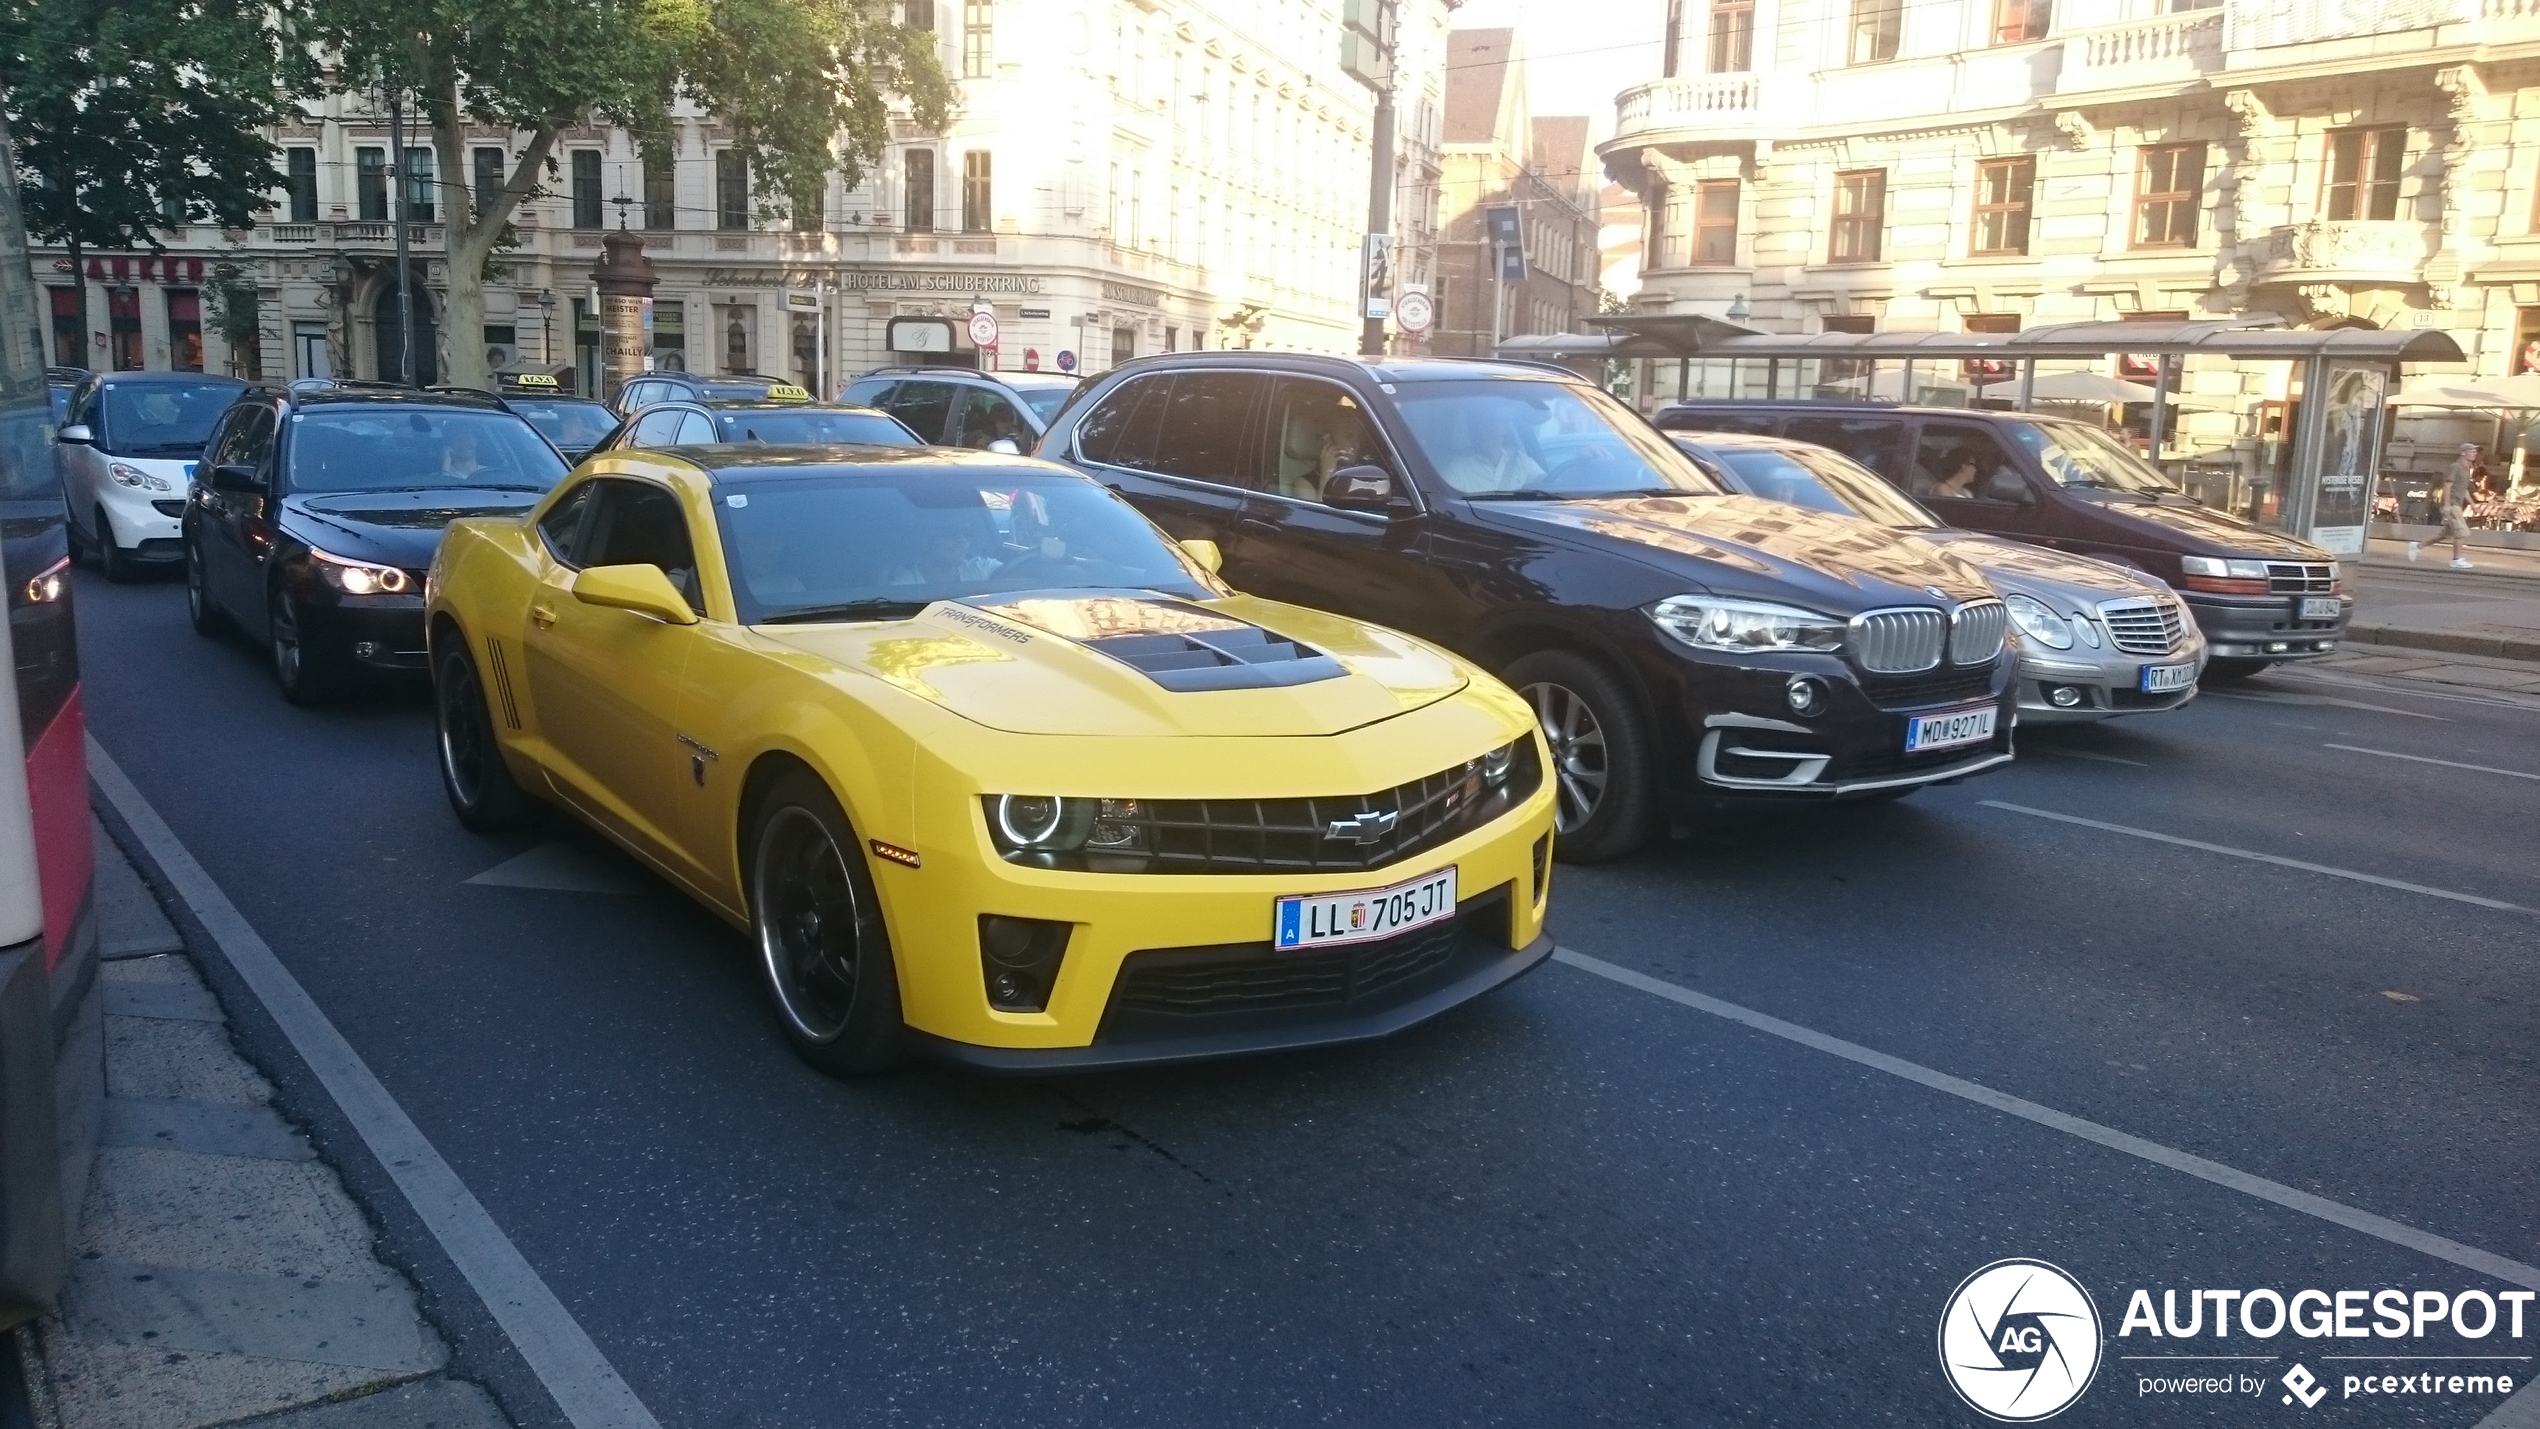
[1906,703,1997,754]
[1275,866,1457,952]
[2299,596,2342,621]
[2140,662,2197,693]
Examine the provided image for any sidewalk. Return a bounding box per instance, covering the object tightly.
[22,819,511,1429]
[2344,538,2540,663]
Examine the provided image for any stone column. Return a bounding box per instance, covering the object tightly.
[593,229,657,406]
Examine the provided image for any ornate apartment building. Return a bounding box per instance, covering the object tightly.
[33,0,1457,392]
[1602,0,2540,455]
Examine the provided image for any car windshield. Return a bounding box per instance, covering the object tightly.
[285,407,571,494]
[713,410,920,446]
[98,379,240,457]
[508,399,617,454]
[1014,385,1075,422]
[1393,380,1721,499]
[2011,419,2177,494]
[714,469,1215,624]
[1696,442,1938,529]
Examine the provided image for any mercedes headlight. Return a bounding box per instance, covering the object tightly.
[2004,592,2074,651]
[108,462,172,492]
[310,547,413,596]
[1647,596,1846,655]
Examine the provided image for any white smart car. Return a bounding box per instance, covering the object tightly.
[57,371,246,580]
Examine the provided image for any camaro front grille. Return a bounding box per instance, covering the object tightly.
[1100,888,1509,1031]
[2267,561,2335,595]
[2099,598,2184,657]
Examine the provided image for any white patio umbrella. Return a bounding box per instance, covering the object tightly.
[1978,370,2216,407]
[2387,374,2540,410]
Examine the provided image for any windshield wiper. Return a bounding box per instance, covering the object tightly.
[758,598,929,625]
[1466,487,1690,501]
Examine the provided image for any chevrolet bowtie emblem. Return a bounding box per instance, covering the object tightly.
[1324,810,1399,844]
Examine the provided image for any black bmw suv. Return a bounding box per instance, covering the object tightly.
[1039,353,2014,861]
[185,386,570,703]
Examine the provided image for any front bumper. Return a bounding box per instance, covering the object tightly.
[1650,645,2019,802]
[295,590,430,670]
[2014,638,2207,725]
[2186,590,2349,661]
[97,481,187,561]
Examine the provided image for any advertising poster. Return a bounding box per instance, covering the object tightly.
[2311,362,2384,556]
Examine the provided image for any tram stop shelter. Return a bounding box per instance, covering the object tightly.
[1499,315,2468,557]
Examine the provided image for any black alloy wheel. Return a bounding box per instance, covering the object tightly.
[267,585,341,705]
[184,536,228,636]
[434,638,533,832]
[95,506,137,584]
[1504,650,1653,864]
[748,769,904,1075]
[2202,657,2275,684]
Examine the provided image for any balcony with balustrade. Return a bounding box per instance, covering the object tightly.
[2250,219,2433,285]
[1609,74,1777,152]
[2058,8,2224,95]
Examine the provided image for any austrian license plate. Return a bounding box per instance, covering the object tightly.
[2299,596,2342,621]
[1905,703,1998,754]
[1274,866,1457,952]
[2140,662,2198,694]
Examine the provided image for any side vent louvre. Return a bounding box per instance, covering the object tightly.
[484,637,522,729]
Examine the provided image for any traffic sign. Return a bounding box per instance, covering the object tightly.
[1395,288,1433,335]
[1056,349,1077,373]
[967,308,1000,348]
[1024,347,1040,371]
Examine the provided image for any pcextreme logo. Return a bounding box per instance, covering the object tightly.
[1939,1259,2105,1421]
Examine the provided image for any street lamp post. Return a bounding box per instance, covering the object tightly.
[384,87,414,386]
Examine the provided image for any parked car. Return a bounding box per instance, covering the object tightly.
[1654,402,2350,681]
[43,366,86,423]
[840,367,1082,451]
[55,370,248,580]
[1674,431,2207,723]
[1038,354,2014,862]
[425,445,1556,1074]
[592,398,921,453]
[611,371,807,417]
[184,385,570,703]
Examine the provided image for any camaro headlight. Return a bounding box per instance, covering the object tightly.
[1647,595,1846,655]
[108,463,172,492]
[984,795,1120,855]
[2004,592,2074,651]
[310,547,413,596]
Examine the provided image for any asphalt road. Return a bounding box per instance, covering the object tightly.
[71,565,2539,1428]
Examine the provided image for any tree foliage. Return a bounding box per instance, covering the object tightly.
[315,0,951,389]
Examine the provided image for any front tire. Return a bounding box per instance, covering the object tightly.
[747,770,905,1076]
[95,506,138,583]
[268,585,343,705]
[434,637,533,832]
[2202,657,2275,685]
[184,536,228,636]
[1506,650,1655,864]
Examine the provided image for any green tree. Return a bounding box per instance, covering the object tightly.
[317,0,950,390]
[0,0,312,363]
[202,260,262,377]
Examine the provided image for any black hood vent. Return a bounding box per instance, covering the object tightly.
[964,593,1348,693]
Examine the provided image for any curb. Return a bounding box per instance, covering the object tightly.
[2345,625,2540,664]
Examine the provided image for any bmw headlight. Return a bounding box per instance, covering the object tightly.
[2004,592,2074,651]
[1647,596,1846,655]
[108,462,172,492]
[310,547,414,596]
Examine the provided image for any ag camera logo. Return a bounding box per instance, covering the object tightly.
[1939,1259,2104,1421]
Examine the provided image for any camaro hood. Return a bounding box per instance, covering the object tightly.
[759,590,1470,737]
[1475,493,1995,609]
[1912,529,2167,602]
[2069,492,2331,560]
[285,489,546,569]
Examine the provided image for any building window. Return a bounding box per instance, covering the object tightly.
[718,303,754,374]
[1831,169,1886,263]
[1693,178,1740,265]
[356,147,388,222]
[47,288,81,367]
[166,289,203,371]
[2324,126,2404,222]
[717,150,750,230]
[2514,306,2540,375]
[2133,143,2204,248]
[1707,0,1753,73]
[1971,156,2034,256]
[107,287,141,371]
[1961,312,2019,383]
[644,152,675,229]
[962,150,992,232]
[473,147,505,208]
[653,300,686,371]
[571,150,603,229]
[1663,0,1685,76]
[1849,0,1901,62]
[1993,0,2051,43]
[963,0,993,78]
[905,149,935,233]
[905,0,934,27]
[403,147,435,223]
[792,176,823,232]
[285,148,318,223]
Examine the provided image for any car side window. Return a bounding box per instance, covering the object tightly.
[1147,372,1261,487]
[1263,378,1394,502]
[883,381,956,443]
[676,413,717,445]
[1072,374,1170,469]
[581,479,703,613]
[1912,423,2025,502]
[1786,417,1903,481]
[950,388,1031,450]
[840,379,895,408]
[65,380,97,429]
[629,409,687,447]
[202,410,245,468]
[229,408,276,474]
[538,482,596,566]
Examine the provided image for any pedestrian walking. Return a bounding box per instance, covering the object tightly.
[2410,443,2478,569]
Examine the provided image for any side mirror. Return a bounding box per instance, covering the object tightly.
[56,424,92,445]
[1321,464,1406,514]
[1178,538,1223,574]
[571,563,699,625]
[1984,470,2035,505]
[207,463,266,495]
[986,438,1022,455]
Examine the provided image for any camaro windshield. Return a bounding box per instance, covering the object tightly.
[99,379,240,457]
[2011,419,2177,495]
[508,399,617,453]
[1392,380,1721,500]
[285,409,571,494]
[1697,442,1938,529]
[714,470,1215,624]
[712,411,919,446]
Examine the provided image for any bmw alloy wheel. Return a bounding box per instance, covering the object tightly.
[1522,681,1607,835]
[753,806,863,1043]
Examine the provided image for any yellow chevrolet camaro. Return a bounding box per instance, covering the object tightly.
[425,445,1556,1074]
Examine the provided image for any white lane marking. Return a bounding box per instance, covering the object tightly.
[2324,743,2540,782]
[89,739,663,1429]
[1978,800,2536,916]
[2035,747,2147,768]
[2213,690,2449,721]
[1550,948,2540,1293]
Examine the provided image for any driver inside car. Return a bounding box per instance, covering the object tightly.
[1436,404,1546,495]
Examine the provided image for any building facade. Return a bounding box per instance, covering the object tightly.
[1602,0,2540,487]
[33,0,1456,394]
[1431,29,1604,357]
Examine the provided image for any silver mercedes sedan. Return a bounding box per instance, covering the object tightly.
[1671,431,2207,725]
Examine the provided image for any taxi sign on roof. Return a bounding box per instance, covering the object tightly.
[766,382,811,402]
[508,372,560,389]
